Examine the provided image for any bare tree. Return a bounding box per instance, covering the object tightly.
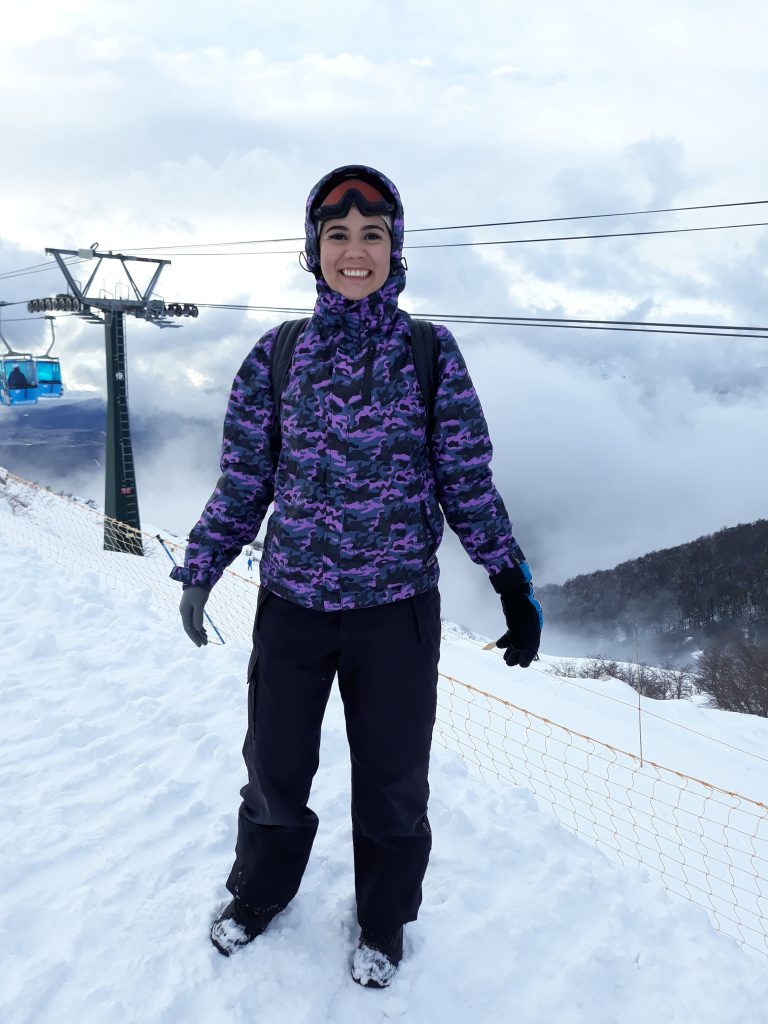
[695,639,768,717]
[658,663,695,700]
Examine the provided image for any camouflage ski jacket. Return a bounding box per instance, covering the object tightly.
[171,165,526,610]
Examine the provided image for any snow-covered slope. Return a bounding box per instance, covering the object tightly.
[2,482,768,1021]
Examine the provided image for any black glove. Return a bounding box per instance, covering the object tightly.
[491,562,542,668]
[179,586,210,647]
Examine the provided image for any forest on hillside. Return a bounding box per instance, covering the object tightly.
[539,520,768,663]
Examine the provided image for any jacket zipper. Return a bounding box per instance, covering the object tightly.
[361,346,375,405]
[420,500,437,557]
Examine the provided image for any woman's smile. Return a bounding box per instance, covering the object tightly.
[319,206,392,299]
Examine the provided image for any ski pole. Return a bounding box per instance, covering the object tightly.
[156,534,226,645]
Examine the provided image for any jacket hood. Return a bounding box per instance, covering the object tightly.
[304,164,406,296]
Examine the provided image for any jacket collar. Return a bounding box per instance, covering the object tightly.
[313,273,403,337]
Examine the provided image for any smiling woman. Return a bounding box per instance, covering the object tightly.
[170,162,542,989]
[318,207,392,300]
[314,172,396,299]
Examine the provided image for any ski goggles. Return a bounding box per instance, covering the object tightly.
[312,178,395,224]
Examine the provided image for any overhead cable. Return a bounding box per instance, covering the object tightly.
[120,197,768,251]
[0,315,52,323]
[124,219,768,259]
[2,201,767,281]
[0,257,84,282]
[5,301,767,341]
[194,302,768,341]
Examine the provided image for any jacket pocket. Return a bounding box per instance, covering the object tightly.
[420,500,438,557]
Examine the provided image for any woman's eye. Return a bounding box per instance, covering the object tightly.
[324,230,383,242]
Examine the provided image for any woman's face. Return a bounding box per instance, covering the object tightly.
[318,205,392,300]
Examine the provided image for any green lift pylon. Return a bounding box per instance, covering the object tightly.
[30,245,197,555]
[103,308,143,554]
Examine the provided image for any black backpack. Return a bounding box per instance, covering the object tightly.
[270,313,439,437]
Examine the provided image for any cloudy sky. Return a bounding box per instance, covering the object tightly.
[1,1,767,638]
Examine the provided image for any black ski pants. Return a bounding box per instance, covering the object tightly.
[225,586,441,934]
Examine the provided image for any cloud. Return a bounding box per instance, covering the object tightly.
[3,1,768,649]
[465,337,768,581]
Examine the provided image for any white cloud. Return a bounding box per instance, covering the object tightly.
[2,0,768,628]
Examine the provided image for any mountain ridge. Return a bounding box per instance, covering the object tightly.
[538,519,768,662]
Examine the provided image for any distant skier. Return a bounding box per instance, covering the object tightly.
[247,556,253,574]
[8,365,30,389]
[172,164,542,988]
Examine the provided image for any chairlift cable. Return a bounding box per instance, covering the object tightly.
[1,206,767,281]
[118,198,768,251]
[121,218,768,259]
[193,302,768,341]
[1,315,57,323]
[405,220,768,250]
[9,300,764,340]
[0,258,85,282]
[0,259,60,278]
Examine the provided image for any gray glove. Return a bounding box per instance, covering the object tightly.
[179,586,210,647]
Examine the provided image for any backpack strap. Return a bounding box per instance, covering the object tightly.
[404,314,439,439]
[271,318,311,426]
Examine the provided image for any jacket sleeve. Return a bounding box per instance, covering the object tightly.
[170,327,279,590]
[430,324,527,576]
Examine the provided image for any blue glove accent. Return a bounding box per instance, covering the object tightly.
[519,562,544,629]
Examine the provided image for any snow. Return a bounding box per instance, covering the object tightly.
[351,940,399,989]
[2,479,768,1022]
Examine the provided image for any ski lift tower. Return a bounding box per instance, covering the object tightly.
[36,245,195,556]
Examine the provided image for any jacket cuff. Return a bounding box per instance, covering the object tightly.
[490,561,532,594]
[171,565,214,591]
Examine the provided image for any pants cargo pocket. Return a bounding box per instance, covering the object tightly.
[246,587,273,683]
[409,587,441,654]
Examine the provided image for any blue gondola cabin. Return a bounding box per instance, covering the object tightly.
[0,358,39,406]
[35,355,64,398]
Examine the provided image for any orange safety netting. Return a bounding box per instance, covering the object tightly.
[2,468,766,958]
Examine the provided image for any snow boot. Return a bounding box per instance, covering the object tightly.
[351,926,404,988]
[210,899,279,957]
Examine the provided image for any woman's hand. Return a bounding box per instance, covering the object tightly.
[490,563,543,669]
[179,586,211,647]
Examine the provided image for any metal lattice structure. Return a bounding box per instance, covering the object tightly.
[28,246,197,553]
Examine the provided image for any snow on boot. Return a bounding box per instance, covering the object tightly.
[210,899,279,957]
[351,927,404,988]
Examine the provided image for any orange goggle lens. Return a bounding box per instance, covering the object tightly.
[319,179,388,207]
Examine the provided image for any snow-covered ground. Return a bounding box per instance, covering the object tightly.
[2,478,768,1022]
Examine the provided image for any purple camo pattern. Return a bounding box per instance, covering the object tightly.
[171,165,527,610]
